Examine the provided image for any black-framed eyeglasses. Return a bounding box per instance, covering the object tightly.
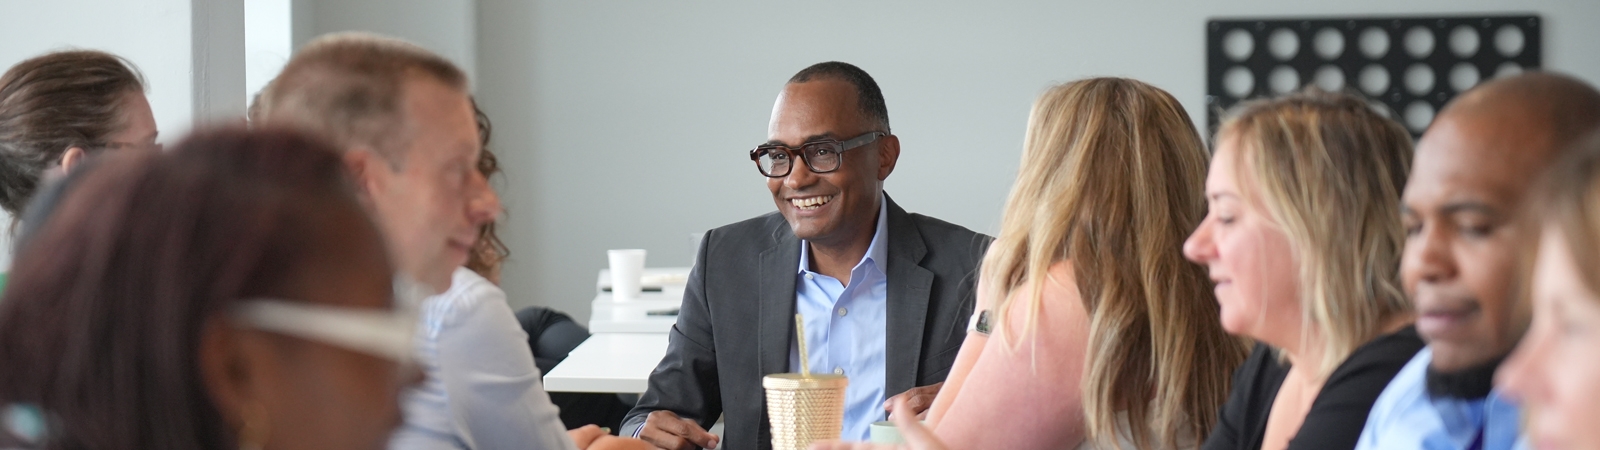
[748,131,885,178]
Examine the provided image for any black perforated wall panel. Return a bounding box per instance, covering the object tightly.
[1205,15,1541,138]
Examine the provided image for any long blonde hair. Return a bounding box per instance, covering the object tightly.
[982,78,1249,449]
[1218,90,1413,377]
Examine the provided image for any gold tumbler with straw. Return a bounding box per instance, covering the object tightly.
[764,315,849,450]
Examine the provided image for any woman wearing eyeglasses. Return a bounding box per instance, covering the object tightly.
[0,128,411,450]
[0,50,161,291]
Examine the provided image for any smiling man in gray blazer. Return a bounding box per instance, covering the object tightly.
[622,61,991,450]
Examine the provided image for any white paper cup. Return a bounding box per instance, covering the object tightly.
[607,249,646,301]
[869,421,904,444]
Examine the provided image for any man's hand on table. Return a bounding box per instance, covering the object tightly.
[883,382,941,420]
[638,410,720,450]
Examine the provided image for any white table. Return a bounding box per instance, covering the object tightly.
[587,292,681,334]
[541,267,684,392]
[543,333,669,393]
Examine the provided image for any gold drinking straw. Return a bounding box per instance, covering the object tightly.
[795,314,810,377]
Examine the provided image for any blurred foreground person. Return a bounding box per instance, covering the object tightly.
[0,128,414,450]
[260,32,644,450]
[1498,133,1600,450]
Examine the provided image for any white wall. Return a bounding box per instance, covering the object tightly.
[1,0,199,142]
[191,0,246,122]
[246,0,294,105]
[475,0,1600,323]
[1,0,244,267]
[295,0,477,84]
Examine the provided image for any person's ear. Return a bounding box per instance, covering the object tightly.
[58,147,87,174]
[343,147,389,197]
[200,318,278,449]
[876,134,900,181]
[198,316,261,432]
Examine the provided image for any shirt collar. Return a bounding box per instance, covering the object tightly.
[1425,352,1505,400]
[798,193,890,276]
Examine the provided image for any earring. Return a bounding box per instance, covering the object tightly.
[237,402,270,450]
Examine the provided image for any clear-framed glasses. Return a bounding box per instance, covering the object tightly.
[749,131,885,178]
[232,300,418,364]
[231,276,428,366]
[88,140,162,153]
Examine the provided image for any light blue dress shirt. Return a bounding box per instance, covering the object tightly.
[390,267,575,450]
[1355,347,1528,450]
[788,196,890,442]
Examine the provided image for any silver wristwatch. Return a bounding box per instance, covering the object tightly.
[966,309,992,335]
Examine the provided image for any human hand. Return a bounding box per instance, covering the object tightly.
[809,397,948,450]
[637,410,719,450]
[883,382,941,420]
[569,425,607,449]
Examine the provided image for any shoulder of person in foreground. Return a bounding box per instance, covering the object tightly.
[930,264,1091,449]
[1288,326,1425,450]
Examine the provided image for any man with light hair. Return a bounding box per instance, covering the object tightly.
[260,32,643,450]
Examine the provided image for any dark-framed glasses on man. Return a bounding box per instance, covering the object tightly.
[748,131,885,178]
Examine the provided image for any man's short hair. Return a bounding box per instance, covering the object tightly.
[788,61,890,133]
[261,32,468,164]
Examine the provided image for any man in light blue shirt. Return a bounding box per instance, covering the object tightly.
[1357,73,1600,449]
[624,61,991,450]
[791,194,890,441]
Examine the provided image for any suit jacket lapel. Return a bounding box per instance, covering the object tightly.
[758,221,801,378]
[883,194,934,396]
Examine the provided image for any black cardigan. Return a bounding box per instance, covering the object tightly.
[1202,326,1425,450]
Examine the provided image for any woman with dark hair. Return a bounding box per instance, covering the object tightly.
[0,49,159,287]
[468,103,636,435]
[0,128,414,449]
[465,102,510,283]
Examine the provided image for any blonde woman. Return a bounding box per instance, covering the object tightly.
[1182,91,1422,450]
[1498,134,1600,450]
[818,77,1250,450]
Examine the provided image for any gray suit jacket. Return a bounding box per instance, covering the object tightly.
[622,194,991,450]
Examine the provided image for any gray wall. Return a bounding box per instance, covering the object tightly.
[6,1,1598,323]
[295,0,478,83]
[474,0,1600,323]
